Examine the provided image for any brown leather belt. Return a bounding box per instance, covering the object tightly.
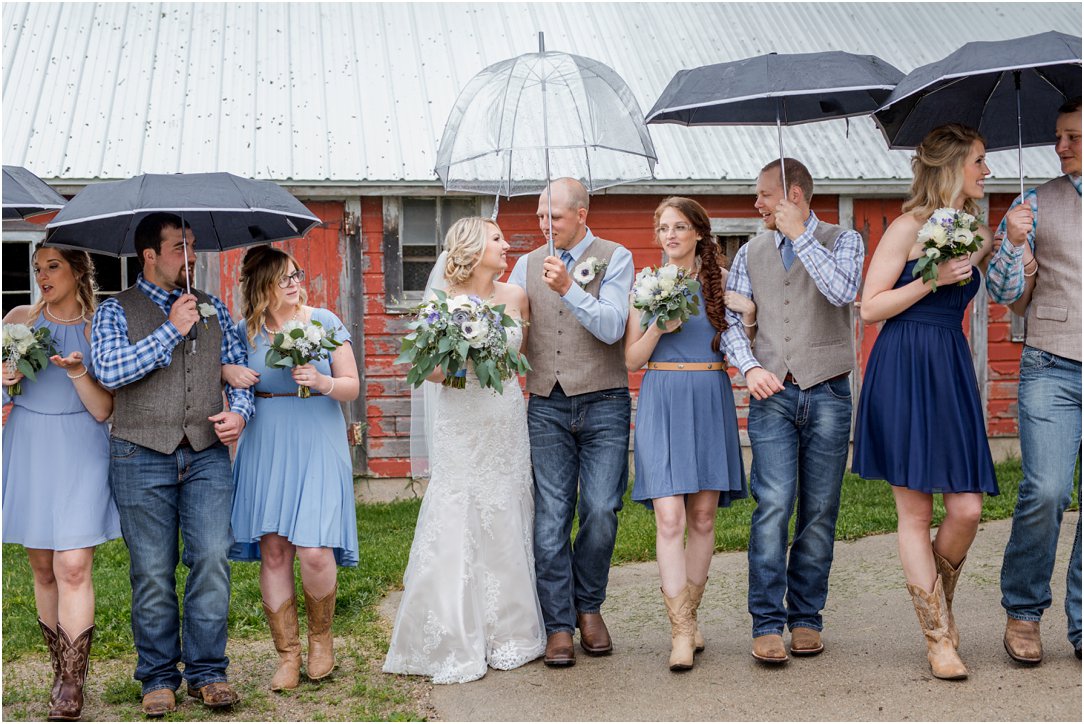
[254,391,324,398]
[783,372,850,384]
[646,361,724,371]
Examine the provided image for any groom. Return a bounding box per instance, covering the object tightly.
[508,177,634,666]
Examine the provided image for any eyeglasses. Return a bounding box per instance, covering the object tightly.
[278,270,306,288]
[656,223,693,235]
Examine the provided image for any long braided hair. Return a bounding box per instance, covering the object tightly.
[653,197,728,353]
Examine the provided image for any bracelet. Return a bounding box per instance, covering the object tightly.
[742,319,758,328]
[325,376,336,395]
[66,366,89,380]
[1023,263,1038,278]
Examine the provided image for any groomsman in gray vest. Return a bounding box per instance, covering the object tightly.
[722,158,864,664]
[988,97,1082,663]
[508,177,633,667]
[91,213,253,716]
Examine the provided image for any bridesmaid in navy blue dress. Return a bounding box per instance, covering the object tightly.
[625,197,750,671]
[853,124,997,680]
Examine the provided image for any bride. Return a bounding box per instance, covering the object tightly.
[383,216,546,683]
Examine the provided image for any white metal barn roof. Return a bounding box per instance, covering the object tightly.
[2,2,1077,190]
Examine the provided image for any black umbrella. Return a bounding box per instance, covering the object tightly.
[647,51,903,192]
[3,165,66,221]
[874,31,1082,196]
[46,172,321,351]
[45,172,321,256]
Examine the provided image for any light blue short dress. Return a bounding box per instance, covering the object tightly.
[2,317,121,550]
[229,308,359,566]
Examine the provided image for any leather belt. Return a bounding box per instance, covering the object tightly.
[783,372,850,384]
[647,361,724,372]
[254,391,324,398]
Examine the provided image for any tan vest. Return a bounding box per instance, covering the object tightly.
[1026,175,1082,362]
[745,222,857,388]
[524,237,629,397]
[111,286,225,454]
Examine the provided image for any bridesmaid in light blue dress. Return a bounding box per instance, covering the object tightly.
[624,198,750,671]
[224,245,360,690]
[2,245,119,720]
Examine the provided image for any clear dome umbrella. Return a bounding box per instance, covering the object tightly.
[435,33,657,254]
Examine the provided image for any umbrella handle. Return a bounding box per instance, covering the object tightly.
[776,99,788,197]
[1015,71,1024,201]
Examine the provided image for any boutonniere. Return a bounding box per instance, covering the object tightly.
[573,257,607,288]
[198,302,217,327]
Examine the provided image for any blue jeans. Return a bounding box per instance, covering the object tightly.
[747,376,852,637]
[108,437,235,694]
[1000,346,1082,649]
[529,385,630,635]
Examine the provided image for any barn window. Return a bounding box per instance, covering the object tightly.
[710,218,762,269]
[384,196,481,307]
[2,225,142,316]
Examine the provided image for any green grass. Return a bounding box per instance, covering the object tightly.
[2,458,1078,717]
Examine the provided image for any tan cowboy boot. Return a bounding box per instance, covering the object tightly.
[48,624,93,721]
[907,577,968,680]
[1004,617,1043,664]
[662,587,696,671]
[686,579,706,653]
[304,584,337,679]
[934,551,965,649]
[264,596,302,690]
[38,619,62,709]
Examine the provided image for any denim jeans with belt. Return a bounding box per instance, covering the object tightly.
[108,437,235,694]
[1000,346,1082,650]
[528,385,630,635]
[747,375,852,637]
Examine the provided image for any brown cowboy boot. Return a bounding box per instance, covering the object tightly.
[304,584,337,679]
[686,579,706,653]
[662,587,696,671]
[48,624,93,721]
[264,597,302,690]
[907,577,967,680]
[38,619,62,708]
[934,551,965,649]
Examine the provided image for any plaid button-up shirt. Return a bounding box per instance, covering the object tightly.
[91,274,254,421]
[986,174,1082,304]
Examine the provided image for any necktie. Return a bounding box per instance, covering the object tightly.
[561,250,575,271]
[780,237,795,271]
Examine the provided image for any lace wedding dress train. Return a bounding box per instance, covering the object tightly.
[384,327,546,684]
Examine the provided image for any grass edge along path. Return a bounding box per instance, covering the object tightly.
[2,458,1077,719]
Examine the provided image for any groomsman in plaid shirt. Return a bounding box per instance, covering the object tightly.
[988,97,1081,664]
[91,212,253,716]
[721,158,864,665]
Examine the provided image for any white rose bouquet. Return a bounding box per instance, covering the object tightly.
[397,289,530,393]
[631,264,701,332]
[912,207,983,291]
[2,323,58,397]
[264,319,344,397]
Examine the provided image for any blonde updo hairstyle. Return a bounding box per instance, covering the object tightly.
[27,243,99,324]
[442,216,499,286]
[239,244,307,347]
[903,123,985,220]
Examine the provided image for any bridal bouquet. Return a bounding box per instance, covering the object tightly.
[912,207,983,291]
[632,264,701,332]
[265,319,344,397]
[2,322,58,397]
[397,290,530,394]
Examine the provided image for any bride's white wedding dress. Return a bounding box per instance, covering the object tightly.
[383,326,546,684]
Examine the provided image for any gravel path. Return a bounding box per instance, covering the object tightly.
[382,514,1081,721]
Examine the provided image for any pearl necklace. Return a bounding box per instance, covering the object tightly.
[264,308,301,335]
[45,304,84,323]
